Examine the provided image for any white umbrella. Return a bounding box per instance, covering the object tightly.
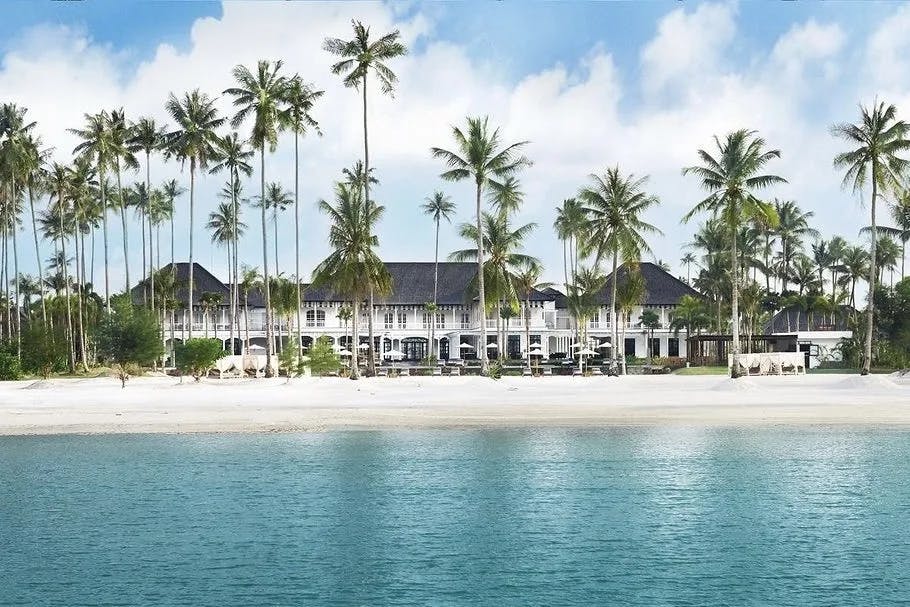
[337,348,352,356]
[383,349,404,359]
[458,342,475,350]
[578,348,598,356]
[528,349,544,357]
[357,343,371,350]
[485,343,499,349]
[247,344,266,352]
[597,342,612,350]
[568,342,583,348]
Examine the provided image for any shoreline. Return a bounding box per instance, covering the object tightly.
[0,374,908,436]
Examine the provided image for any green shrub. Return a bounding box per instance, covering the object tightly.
[0,352,22,381]
[96,306,165,387]
[305,336,341,377]
[175,338,225,382]
[20,326,68,379]
[487,360,503,380]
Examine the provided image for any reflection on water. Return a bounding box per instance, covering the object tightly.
[1,428,909,606]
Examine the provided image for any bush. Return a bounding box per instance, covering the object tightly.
[175,338,225,382]
[305,336,341,377]
[487,360,503,380]
[96,306,165,387]
[0,352,22,381]
[20,326,69,378]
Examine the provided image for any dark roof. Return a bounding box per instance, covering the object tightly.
[598,262,701,307]
[145,261,553,307]
[541,286,567,309]
[130,262,229,306]
[764,304,854,333]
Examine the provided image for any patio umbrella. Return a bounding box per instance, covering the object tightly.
[528,349,544,357]
[357,343,371,350]
[485,343,499,349]
[578,348,598,356]
[337,348,352,356]
[597,342,612,350]
[458,343,475,350]
[383,349,405,359]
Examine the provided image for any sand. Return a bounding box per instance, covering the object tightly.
[0,373,909,435]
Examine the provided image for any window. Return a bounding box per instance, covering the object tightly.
[384,312,394,329]
[436,312,445,329]
[589,311,599,328]
[668,338,680,357]
[625,338,636,357]
[397,312,407,329]
[460,313,470,329]
[422,313,430,329]
[316,310,325,327]
[649,338,661,358]
[306,310,316,327]
[308,310,326,328]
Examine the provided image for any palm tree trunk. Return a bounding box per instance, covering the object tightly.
[76,228,88,371]
[259,147,274,377]
[611,251,619,371]
[58,196,76,373]
[361,76,376,377]
[863,175,878,375]
[140,208,147,305]
[116,161,130,294]
[244,293,250,355]
[525,295,531,372]
[432,216,440,358]
[27,185,47,326]
[475,181,488,374]
[351,298,360,380]
[146,151,155,312]
[294,133,303,360]
[730,219,741,378]
[1,233,7,342]
[187,164,197,339]
[100,168,110,315]
[12,228,21,357]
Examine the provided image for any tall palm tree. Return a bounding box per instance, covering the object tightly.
[862,188,910,280]
[225,59,289,376]
[774,199,818,292]
[615,266,646,373]
[254,182,292,277]
[431,116,531,374]
[512,261,551,371]
[281,74,323,358]
[209,131,254,352]
[324,21,407,376]
[238,265,261,354]
[107,109,138,294]
[831,101,910,374]
[160,179,185,269]
[489,176,524,218]
[681,252,696,285]
[69,111,115,314]
[128,116,166,307]
[164,90,224,339]
[840,245,869,309]
[578,166,662,370]
[199,292,223,338]
[207,194,247,335]
[553,198,586,294]
[682,129,784,378]
[421,190,455,357]
[312,182,391,380]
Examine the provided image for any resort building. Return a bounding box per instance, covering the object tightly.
[137,261,700,363]
[762,304,854,369]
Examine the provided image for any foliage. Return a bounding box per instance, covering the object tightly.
[487,360,503,380]
[305,336,341,376]
[0,343,22,380]
[96,305,164,387]
[20,325,69,379]
[175,338,224,382]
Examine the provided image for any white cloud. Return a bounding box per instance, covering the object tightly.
[1,1,909,292]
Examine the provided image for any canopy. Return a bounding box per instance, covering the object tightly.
[458,343,475,350]
[383,349,404,358]
[597,342,613,350]
[337,348,352,356]
[578,348,599,356]
[485,343,499,349]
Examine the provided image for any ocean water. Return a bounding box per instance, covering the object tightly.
[1,428,909,606]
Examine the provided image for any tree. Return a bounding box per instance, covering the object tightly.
[681,252,696,285]
[578,166,662,371]
[512,261,551,371]
[421,190,455,357]
[280,75,323,359]
[225,59,289,377]
[840,245,870,309]
[107,109,139,294]
[553,198,587,291]
[96,304,164,387]
[774,199,818,292]
[862,189,910,281]
[254,182,293,277]
[682,129,784,378]
[198,291,223,338]
[311,182,391,380]
[19,324,68,379]
[175,338,224,382]
[615,266,646,373]
[639,309,660,362]
[669,294,710,360]
[164,90,224,339]
[129,116,167,309]
[324,21,408,376]
[431,116,531,374]
[161,179,185,269]
[238,265,261,353]
[831,101,910,374]
[305,335,342,377]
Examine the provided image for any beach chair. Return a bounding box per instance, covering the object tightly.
[377,368,389,377]
[432,367,442,376]
[449,367,460,376]
[592,367,603,376]
[542,366,553,376]
[522,367,533,377]
[572,368,583,377]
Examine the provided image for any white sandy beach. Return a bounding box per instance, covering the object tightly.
[0,373,909,435]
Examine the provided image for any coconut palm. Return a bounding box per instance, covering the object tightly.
[238,265,261,354]
[160,179,185,269]
[512,261,552,371]
[565,266,607,371]
[682,129,784,377]
[680,252,696,285]
[669,294,711,361]
[280,75,323,358]
[324,22,408,375]
[615,266,646,373]
[253,182,292,277]
[421,190,455,357]
[861,188,910,281]
[164,90,224,339]
[225,59,289,376]
[207,197,247,300]
[831,101,910,374]
[489,176,524,218]
[553,198,587,290]
[312,182,391,380]
[431,116,531,374]
[209,131,254,352]
[128,116,166,306]
[199,291,223,338]
[774,199,818,292]
[69,111,116,313]
[578,166,662,370]
[876,235,901,286]
[840,245,869,308]
[107,109,138,293]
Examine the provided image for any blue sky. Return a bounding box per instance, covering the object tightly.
[2,1,910,291]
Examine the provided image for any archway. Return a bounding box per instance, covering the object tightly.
[401,337,428,362]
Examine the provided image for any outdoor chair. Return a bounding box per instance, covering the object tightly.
[542,366,553,376]
[592,367,603,376]
[572,368,583,376]
[449,367,460,376]
[432,367,442,376]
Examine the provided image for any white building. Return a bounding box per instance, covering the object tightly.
[763,304,854,369]
[140,261,699,364]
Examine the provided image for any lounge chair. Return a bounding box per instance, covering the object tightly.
[542,366,553,376]
[592,367,603,376]
[522,367,533,377]
[432,367,442,376]
[377,368,389,377]
[449,367,460,376]
[572,368,583,376]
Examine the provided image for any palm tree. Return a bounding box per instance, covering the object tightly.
[107,109,138,294]
[254,182,292,277]
[831,101,910,374]
[811,239,834,289]
[565,266,607,372]
[311,182,391,380]
[324,22,408,375]
[281,75,323,358]
[578,166,662,370]
[669,294,710,361]
[553,198,586,290]
[431,116,531,374]
[615,266,646,373]
[225,59,289,376]
[512,261,551,371]
[862,188,910,280]
[160,179,185,269]
[828,235,848,298]
[681,252,697,285]
[875,235,901,286]
[840,245,869,308]
[69,111,114,314]
[128,116,166,307]
[164,90,224,339]
[207,197,247,325]
[682,129,784,378]
[489,176,524,218]
[209,131,253,352]
[199,291,223,338]
[238,265,261,354]
[421,190,455,357]
[774,199,818,292]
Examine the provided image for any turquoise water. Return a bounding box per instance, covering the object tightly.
[2,428,909,606]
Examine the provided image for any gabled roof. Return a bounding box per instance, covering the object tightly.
[599,262,701,307]
[764,304,854,333]
[130,262,228,306]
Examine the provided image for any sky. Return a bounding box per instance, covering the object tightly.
[2,0,910,292]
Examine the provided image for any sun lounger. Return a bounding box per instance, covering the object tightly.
[572,368,583,376]
[522,368,533,376]
[542,366,552,376]
[377,368,389,377]
[449,367,460,376]
[592,367,603,376]
[432,367,442,376]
